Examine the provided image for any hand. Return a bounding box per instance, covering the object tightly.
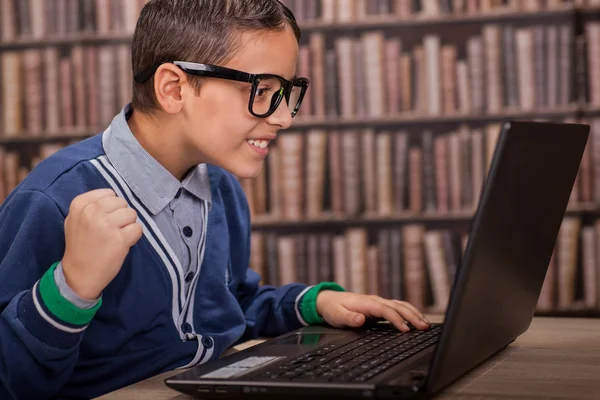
[61,189,143,300]
[315,291,431,332]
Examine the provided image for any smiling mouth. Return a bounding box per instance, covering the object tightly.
[247,139,270,149]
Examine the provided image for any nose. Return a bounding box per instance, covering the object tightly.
[265,97,293,130]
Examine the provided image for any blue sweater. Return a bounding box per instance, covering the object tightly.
[0,133,312,399]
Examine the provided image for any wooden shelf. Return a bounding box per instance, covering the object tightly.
[299,5,575,32]
[428,306,600,319]
[0,32,132,50]
[252,211,475,229]
[0,131,96,146]
[567,203,600,214]
[0,106,579,145]
[292,106,578,129]
[251,204,600,229]
[580,105,600,116]
[534,309,600,318]
[582,5,600,15]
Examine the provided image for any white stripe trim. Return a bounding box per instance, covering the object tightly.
[295,285,313,327]
[183,200,208,331]
[90,157,184,338]
[176,202,212,370]
[201,345,215,364]
[177,336,207,369]
[32,282,87,334]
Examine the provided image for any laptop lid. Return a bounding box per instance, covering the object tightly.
[424,120,589,395]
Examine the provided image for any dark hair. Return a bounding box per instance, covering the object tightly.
[131,0,301,113]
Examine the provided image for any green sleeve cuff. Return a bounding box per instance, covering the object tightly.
[299,282,346,325]
[39,261,102,326]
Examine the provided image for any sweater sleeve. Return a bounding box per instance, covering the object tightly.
[235,268,311,340]
[0,190,99,400]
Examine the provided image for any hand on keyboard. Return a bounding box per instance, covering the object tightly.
[315,292,431,332]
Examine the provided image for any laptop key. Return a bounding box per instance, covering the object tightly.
[329,367,347,375]
[331,372,360,382]
[259,327,441,384]
[292,357,316,364]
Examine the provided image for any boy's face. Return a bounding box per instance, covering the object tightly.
[179,26,299,179]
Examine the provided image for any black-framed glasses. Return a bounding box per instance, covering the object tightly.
[134,61,309,118]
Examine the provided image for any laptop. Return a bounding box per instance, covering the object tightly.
[165,120,589,399]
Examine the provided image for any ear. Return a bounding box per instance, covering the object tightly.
[153,63,188,114]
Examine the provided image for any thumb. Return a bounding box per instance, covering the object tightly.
[337,307,365,328]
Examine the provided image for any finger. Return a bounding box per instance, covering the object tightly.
[107,208,138,228]
[96,196,129,213]
[369,296,429,328]
[71,189,116,211]
[384,300,430,330]
[391,300,427,321]
[348,300,410,332]
[335,306,366,328]
[120,222,144,247]
[377,305,411,332]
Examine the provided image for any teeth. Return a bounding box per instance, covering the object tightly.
[247,139,269,149]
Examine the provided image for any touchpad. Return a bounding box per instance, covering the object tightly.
[270,332,342,345]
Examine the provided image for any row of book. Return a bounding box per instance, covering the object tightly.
[538,216,599,312]
[0,0,147,40]
[0,0,584,43]
[1,44,130,136]
[239,118,600,221]
[1,119,597,219]
[248,216,600,314]
[585,22,600,107]
[0,21,586,137]
[0,143,70,200]
[249,225,465,312]
[297,23,576,120]
[279,0,579,23]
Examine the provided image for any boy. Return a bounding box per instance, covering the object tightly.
[0,1,430,399]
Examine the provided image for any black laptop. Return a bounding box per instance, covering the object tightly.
[165,120,589,399]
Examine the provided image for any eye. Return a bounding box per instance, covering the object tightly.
[256,86,271,98]
[254,86,281,103]
[254,77,282,101]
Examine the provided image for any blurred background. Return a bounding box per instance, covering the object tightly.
[1,0,599,318]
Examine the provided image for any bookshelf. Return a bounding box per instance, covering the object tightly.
[2,0,600,318]
[0,33,133,51]
[0,131,95,146]
[251,202,600,230]
[292,106,580,128]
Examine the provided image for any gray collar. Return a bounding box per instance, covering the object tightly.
[102,104,212,215]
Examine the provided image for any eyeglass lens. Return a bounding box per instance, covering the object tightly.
[252,77,284,116]
[251,77,304,117]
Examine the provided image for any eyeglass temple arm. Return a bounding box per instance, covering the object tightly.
[134,62,165,84]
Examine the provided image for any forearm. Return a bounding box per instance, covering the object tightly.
[0,264,101,399]
[237,274,310,339]
[238,270,348,339]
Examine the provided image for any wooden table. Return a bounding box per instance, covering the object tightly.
[96,316,600,399]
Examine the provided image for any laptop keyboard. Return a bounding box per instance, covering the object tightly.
[254,324,442,383]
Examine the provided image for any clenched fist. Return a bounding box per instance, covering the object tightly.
[61,189,143,300]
